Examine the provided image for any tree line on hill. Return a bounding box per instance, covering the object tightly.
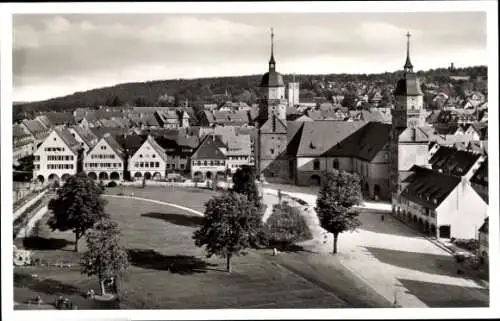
[13,66,487,122]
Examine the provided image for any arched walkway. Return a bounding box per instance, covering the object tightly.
[37,175,45,184]
[205,171,213,180]
[134,172,142,179]
[61,173,71,181]
[88,172,97,180]
[374,184,381,199]
[424,221,430,234]
[144,172,152,180]
[153,172,162,180]
[309,175,321,186]
[48,173,59,182]
[430,224,436,237]
[110,172,120,180]
[99,172,109,180]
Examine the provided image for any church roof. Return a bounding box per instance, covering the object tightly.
[323,122,391,161]
[260,70,285,88]
[296,121,366,157]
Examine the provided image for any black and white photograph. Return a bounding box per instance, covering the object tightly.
[1,1,498,321]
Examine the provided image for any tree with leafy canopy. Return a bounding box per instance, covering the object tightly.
[80,218,129,296]
[47,172,109,252]
[231,165,261,208]
[193,192,263,272]
[315,170,362,254]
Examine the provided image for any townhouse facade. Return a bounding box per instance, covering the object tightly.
[129,135,169,180]
[83,133,125,181]
[33,128,81,183]
[190,135,228,180]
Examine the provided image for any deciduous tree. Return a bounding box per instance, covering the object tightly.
[315,170,363,254]
[193,193,263,272]
[47,172,109,252]
[80,218,129,296]
[231,165,261,208]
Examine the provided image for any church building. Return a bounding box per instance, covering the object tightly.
[256,28,293,183]
[389,32,433,202]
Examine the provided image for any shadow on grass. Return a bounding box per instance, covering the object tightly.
[126,248,217,274]
[14,272,83,297]
[266,241,312,253]
[22,237,71,251]
[398,278,489,307]
[140,212,203,228]
[364,246,466,278]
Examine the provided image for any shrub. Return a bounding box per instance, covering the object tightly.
[107,181,118,188]
[264,203,312,248]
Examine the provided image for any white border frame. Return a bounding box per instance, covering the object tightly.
[1,1,498,320]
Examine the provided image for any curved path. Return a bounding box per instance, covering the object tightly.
[103,194,204,216]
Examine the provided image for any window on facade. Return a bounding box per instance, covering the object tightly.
[166,164,170,169]
[139,154,143,158]
[152,154,156,158]
[333,159,339,170]
[180,164,185,169]
[210,161,214,166]
[204,161,208,166]
[270,148,274,154]
[172,164,176,169]
[313,159,320,170]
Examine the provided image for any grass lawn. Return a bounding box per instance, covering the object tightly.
[14,187,392,309]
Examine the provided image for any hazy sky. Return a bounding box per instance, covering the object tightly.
[13,12,487,102]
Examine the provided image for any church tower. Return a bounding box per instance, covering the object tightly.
[389,32,430,201]
[256,28,289,181]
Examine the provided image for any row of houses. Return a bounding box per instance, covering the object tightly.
[32,124,255,184]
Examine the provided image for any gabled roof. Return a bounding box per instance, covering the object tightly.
[114,134,148,156]
[478,217,488,233]
[430,146,481,177]
[36,115,52,128]
[89,127,130,139]
[102,133,125,160]
[226,134,251,156]
[296,121,366,157]
[70,125,98,146]
[470,158,488,203]
[54,127,81,154]
[323,122,391,161]
[191,135,227,160]
[43,112,76,126]
[22,119,47,134]
[13,124,32,139]
[400,166,461,210]
[141,135,169,162]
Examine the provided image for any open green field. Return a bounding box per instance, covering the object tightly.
[14,187,390,309]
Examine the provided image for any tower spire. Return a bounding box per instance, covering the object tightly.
[404,31,413,73]
[269,27,276,71]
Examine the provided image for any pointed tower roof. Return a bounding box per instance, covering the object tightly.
[404,31,414,73]
[269,27,276,69]
[260,28,284,88]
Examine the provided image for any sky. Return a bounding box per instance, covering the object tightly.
[12,12,487,102]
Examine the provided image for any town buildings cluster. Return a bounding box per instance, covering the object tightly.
[12,30,488,259]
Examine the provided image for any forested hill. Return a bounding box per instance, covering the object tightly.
[13,65,487,121]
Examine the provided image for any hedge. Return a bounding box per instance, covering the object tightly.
[264,202,312,248]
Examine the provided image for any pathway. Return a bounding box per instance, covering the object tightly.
[259,187,489,308]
